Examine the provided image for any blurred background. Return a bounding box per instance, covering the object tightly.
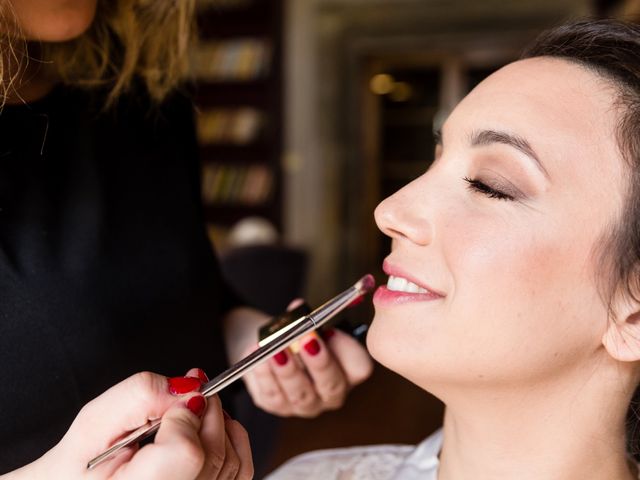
[190,0,640,476]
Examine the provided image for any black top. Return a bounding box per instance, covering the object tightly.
[0,85,236,472]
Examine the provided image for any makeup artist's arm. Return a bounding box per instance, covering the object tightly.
[1,369,253,480]
[224,306,374,417]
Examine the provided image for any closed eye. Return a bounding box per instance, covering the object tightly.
[463,177,515,201]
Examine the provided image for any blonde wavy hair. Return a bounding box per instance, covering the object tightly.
[1,0,196,107]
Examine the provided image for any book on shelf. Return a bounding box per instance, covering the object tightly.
[196,107,265,145]
[195,0,282,236]
[202,164,273,205]
[191,38,272,82]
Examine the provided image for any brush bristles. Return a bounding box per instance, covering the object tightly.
[355,274,375,294]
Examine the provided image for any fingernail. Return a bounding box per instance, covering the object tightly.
[348,295,364,308]
[321,328,336,341]
[186,395,206,417]
[303,338,321,356]
[222,409,232,421]
[273,350,288,366]
[168,376,202,395]
[195,368,209,383]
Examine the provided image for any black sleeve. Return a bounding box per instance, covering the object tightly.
[161,88,247,314]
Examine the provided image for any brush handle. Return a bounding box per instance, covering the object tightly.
[87,276,373,470]
[87,315,318,470]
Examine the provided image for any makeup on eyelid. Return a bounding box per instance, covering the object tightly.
[471,160,541,200]
[466,174,522,201]
[474,143,548,187]
[432,144,546,201]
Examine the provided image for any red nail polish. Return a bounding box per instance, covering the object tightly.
[321,328,336,341]
[348,295,364,308]
[273,350,288,366]
[186,395,206,417]
[168,376,202,395]
[195,368,209,383]
[303,338,321,356]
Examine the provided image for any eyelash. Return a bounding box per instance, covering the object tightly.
[463,177,515,201]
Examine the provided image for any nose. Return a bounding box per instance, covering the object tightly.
[374,180,433,246]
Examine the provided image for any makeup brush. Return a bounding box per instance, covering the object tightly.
[87,274,375,470]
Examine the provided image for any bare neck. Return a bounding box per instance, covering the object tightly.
[435,360,638,480]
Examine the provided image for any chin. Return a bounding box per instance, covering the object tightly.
[366,324,441,397]
[366,314,417,377]
[29,18,94,42]
[17,2,98,42]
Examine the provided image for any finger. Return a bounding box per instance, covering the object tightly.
[244,358,292,416]
[212,431,241,480]
[325,329,374,385]
[297,334,349,409]
[270,347,323,417]
[113,393,207,480]
[195,395,230,479]
[70,372,177,451]
[223,412,254,480]
[241,343,292,415]
[185,367,209,384]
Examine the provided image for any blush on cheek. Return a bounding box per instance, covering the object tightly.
[440,222,604,376]
[454,214,592,302]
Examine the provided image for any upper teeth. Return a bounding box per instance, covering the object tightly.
[387,275,428,293]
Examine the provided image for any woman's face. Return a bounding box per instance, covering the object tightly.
[8,0,97,41]
[369,57,626,396]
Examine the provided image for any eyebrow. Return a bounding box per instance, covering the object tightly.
[469,129,549,180]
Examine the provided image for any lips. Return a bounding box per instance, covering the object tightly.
[382,260,444,296]
[374,260,445,306]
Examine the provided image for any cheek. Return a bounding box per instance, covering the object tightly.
[369,211,608,391]
[443,213,606,379]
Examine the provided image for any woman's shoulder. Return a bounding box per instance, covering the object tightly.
[265,429,443,480]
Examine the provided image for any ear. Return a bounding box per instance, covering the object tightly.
[602,298,640,362]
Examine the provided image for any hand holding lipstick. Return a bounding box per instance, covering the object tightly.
[224,300,374,418]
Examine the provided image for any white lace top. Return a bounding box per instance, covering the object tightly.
[265,430,442,480]
[266,429,640,480]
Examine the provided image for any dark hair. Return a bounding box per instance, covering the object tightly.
[521,18,640,459]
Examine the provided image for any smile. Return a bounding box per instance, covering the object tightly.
[374,273,444,306]
[387,275,429,294]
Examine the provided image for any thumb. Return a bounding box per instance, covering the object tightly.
[113,393,207,480]
[156,392,206,446]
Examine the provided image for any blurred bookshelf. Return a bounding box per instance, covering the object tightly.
[193,0,283,250]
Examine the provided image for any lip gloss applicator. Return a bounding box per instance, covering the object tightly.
[87,274,376,470]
